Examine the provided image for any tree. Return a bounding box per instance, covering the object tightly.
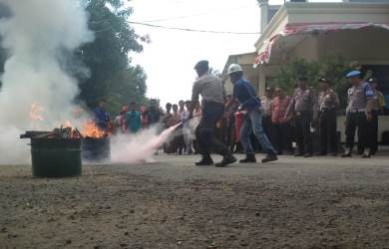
[0,38,6,88]
[105,65,148,115]
[272,57,351,110]
[0,2,11,89]
[76,0,147,111]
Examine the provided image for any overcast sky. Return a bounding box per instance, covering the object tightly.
[129,0,341,105]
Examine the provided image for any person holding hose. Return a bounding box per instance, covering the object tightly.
[227,64,278,163]
[190,60,237,167]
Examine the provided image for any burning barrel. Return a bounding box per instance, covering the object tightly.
[81,121,110,162]
[82,137,110,162]
[21,129,82,178]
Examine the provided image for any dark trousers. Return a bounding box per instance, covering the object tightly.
[225,117,236,153]
[195,102,228,156]
[367,110,379,154]
[345,112,367,151]
[295,111,313,155]
[319,109,337,154]
[273,123,293,154]
[262,116,275,148]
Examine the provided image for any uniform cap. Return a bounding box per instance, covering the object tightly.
[194,60,209,70]
[227,64,243,75]
[346,70,361,78]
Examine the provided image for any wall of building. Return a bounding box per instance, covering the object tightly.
[287,3,389,24]
[318,28,389,64]
[288,35,320,62]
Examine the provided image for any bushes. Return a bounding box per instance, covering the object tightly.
[271,57,351,110]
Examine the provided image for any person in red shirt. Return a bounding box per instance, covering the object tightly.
[271,87,294,155]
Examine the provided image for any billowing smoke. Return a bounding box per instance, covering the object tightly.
[111,124,181,164]
[0,0,93,164]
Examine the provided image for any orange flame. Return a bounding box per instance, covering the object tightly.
[63,120,73,128]
[30,102,44,121]
[82,121,105,138]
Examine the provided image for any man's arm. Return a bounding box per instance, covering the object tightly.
[311,89,319,123]
[364,83,375,121]
[189,82,200,118]
[334,91,340,109]
[285,92,296,119]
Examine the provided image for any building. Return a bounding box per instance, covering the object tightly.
[223,0,389,142]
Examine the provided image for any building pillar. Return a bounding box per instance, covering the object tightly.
[258,65,266,97]
[259,0,269,33]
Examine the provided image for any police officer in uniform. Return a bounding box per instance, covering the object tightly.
[190,60,237,167]
[317,78,339,156]
[285,77,317,157]
[368,78,384,155]
[342,70,374,158]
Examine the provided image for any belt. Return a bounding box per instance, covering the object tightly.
[296,110,312,116]
[320,108,336,112]
[348,108,366,113]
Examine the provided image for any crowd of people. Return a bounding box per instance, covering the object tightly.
[92,60,386,167]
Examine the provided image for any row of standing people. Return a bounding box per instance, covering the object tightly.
[259,72,384,159]
[95,98,204,155]
[161,101,201,155]
[94,99,163,134]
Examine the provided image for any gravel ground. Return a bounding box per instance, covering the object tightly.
[1,154,389,249]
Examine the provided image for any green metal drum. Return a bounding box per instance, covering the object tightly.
[30,138,82,178]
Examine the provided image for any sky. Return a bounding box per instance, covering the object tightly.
[129,0,341,105]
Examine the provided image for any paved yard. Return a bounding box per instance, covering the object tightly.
[1,154,389,248]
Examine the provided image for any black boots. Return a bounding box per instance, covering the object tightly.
[362,149,371,158]
[261,153,278,163]
[195,155,213,166]
[215,154,237,167]
[341,148,352,158]
[239,154,256,163]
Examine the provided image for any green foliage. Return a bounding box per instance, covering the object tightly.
[272,58,320,94]
[76,0,147,111]
[105,66,148,115]
[272,57,351,109]
[0,42,5,88]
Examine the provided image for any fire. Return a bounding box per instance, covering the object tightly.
[30,102,44,121]
[82,121,105,138]
[63,120,73,128]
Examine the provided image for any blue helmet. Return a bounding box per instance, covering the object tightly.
[346,70,361,78]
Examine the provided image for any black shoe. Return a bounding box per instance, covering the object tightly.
[317,151,327,156]
[362,149,371,159]
[294,153,304,157]
[362,153,371,159]
[341,149,352,158]
[304,153,313,158]
[239,154,256,163]
[331,153,338,157]
[195,156,213,166]
[261,154,278,163]
[215,155,237,167]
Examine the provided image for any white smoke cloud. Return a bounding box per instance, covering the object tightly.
[111,124,180,164]
[0,0,93,164]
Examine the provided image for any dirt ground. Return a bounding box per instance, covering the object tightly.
[1,154,389,249]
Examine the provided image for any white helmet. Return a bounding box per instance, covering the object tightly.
[227,64,243,75]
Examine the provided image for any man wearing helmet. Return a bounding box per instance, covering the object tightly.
[227,64,278,163]
[190,60,237,167]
